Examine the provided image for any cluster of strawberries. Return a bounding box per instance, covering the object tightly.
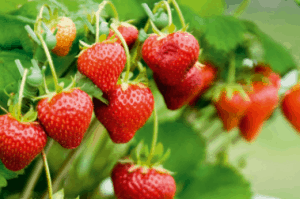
[213,65,281,141]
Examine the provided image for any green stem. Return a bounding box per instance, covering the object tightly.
[168,0,186,29]
[18,69,29,118]
[227,54,236,84]
[110,23,131,82]
[37,33,60,93]
[95,1,119,43]
[146,106,158,165]
[161,0,173,26]
[34,4,51,32]
[233,0,250,18]
[41,118,99,199]
[42,149,53,199]
[149,20,163,35]
[20,139,54,199]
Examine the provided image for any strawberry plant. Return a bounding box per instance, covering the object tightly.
[0,0,299,199]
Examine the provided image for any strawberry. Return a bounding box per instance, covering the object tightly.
[154,62,204,110]
[188,62,217,106]
[281,84,300,132]
[142,31,200,85]
[111,162,176,199]
[0,114,47,171]
[107,24,139,49]
[93,83,154,143]
[37,88,93,149]
[214,91,251,132]
[51,17,76,57]
[254,65,281,89]
[77,42,126,93]
[239,81,279,142]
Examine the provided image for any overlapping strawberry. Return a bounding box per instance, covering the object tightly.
[77,42,126,93]
[154,62,204,110]
[107,23,139,49]
[142,31,200,86]
[93,83,154,143]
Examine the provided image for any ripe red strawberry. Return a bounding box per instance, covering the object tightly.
[111,162,176,199]
[37,88,93,149]
[142,31,200,85]
[254,65,281,89]
[77,42,126,93]
[281,84,300,132]
[154,62,204,110]
[188,62,217,106]
[93,83,154,143]
[239,81,279,142]
[51,17,76,57]
[0,114,47,171]
[214,91,251,132]
[107,24,139,49]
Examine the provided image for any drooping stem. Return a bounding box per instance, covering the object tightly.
[111,23,131,82]
[168,0,186,29]
[95,1,119,43]
[227,53,236,84]
[37,33,60,93]
[41,118,99,199]
[18,69,29,118]
[146,106,158,164]
[20,139,54,199]
[42,149,53,199]
[34,4,51,32]
[149,20,163,35]
[161,0,173,26]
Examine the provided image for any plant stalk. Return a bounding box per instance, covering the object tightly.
[146,107,158,164]
[42,149,53,199]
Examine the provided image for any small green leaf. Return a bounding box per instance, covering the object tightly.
[167,23,176,33]
[53,189,64,199]
[0,175,7,187]
[154,142,164,157]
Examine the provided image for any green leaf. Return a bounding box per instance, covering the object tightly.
[178,164,252,199]
[178,0,226,17]
[0,160,22,189]
[0,50,32,109]
[0,175,7,188]
[243,20,297,75]
[53,189,64,199]
[134,118,206,182]
[153,142,164,157]
[198,16,248,52]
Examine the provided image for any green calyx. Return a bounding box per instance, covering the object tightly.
[207,83,250,102]
[118,140,173,175]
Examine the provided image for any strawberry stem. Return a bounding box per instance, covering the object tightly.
[20,139,54,199]
[146,106,158,165]
[37,33,61,93]
[110,23,131,82]
[161,0,173,27]
[41,149,53,199]
[227,53,236,84]
[34,4,51,32]
[95,1,119,43]
[17,69,29,120]
[168,0,186,29]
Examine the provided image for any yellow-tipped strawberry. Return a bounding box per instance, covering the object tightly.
[51,17,76,56]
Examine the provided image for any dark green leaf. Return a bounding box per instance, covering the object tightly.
[178,164,252,199]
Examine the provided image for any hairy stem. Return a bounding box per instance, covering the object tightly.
[168,0,186,29]
[227,53,236,84]
[42,149,53,199]
[110,23,131,82]
[20,139,54,199]
[146,107,158,164]
[41,118,99,199]
[37,33,60,93]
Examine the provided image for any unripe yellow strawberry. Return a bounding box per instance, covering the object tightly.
[51,17,76,56]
